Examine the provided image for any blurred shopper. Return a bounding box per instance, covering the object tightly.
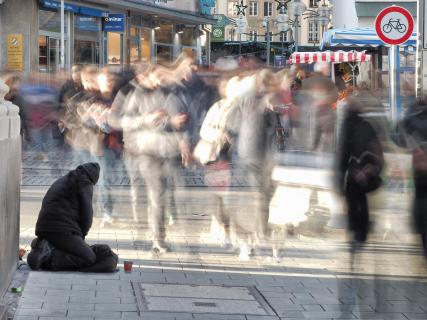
[4,74,30,142]
[302,69,338,152]
[109,65,191,253]
[59,65,83,109]
[227,71,277,259]
[401,98,427,257]
[62,66,119,225]
[194,77,237,246]
[336,98,384,244]
[27,162,118,272]
[20,80,59,158]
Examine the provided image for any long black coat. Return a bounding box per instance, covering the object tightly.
[336,110,384,194]
[35,163,100,238]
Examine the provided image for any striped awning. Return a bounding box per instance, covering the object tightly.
[320,27,417,49]
[288,51,371,64]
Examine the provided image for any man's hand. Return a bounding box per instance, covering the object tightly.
[354,170,367,185]
[179,140,192,167]
[146,110,168,127]
[171,113,188,130]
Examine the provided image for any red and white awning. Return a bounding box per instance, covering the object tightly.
[288,51,371,64]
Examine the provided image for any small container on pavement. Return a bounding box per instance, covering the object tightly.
[123,261,133,273]
[11,287,22,293]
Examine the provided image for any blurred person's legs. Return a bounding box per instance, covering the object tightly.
[98,148,116,225]
[140,156,169,252]
[345,183,369,244]
[166,159,180,226]
[29,126,51,159]
[124,151,142,222]
[414,181,427,257]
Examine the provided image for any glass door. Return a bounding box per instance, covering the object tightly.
[39,35,64,73]
[48,37,60,73]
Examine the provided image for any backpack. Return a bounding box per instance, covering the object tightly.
[79,244,118,273]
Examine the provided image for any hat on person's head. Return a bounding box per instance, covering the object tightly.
[79,162,100,185]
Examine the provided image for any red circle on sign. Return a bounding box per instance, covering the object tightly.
[375,6,414,45]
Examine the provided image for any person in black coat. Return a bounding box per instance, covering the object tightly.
[27,162,100,271]
[336,98,384,244]
[401,99,427,257]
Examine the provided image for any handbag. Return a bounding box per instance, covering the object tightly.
[345,151,382,193]
[193,139,220,165]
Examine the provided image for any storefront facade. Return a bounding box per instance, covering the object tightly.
[0,0,215,73]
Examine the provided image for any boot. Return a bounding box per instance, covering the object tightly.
[27,238,54,270]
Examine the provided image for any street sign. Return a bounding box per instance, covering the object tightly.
[235,15,247,34]
[375,6,414,45]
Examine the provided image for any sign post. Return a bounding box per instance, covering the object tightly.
[375,6,414,121]
[417,0,427,97]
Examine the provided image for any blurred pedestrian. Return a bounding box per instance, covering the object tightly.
[336,98,384,244]
[4,74,30,142]
[401,98,427,257]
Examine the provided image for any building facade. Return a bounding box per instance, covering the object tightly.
[215,0,331,47]
[0,0,215,73]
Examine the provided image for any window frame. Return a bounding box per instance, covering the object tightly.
[308,21,320,43]
[279,31,288,42]
[228,1,238,16]
[249,1,258,16]
[263,1,273,17]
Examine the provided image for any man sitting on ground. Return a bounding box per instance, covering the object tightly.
[27,162,117,272]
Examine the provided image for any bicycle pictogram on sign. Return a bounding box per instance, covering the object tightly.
[382,19,407,34]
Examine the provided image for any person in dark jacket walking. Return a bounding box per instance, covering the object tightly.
[336,98,384,244]
[401,98,427,257]
[28,162,101,271]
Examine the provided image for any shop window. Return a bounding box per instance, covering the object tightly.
[264,2,272,16]
[228,28,236,41]
[155,23,173,44]
[141,28,151,63]
[181,28,196,47]
[249,31,257,41]
[108,32,122,64]
[308,22,319,43]
[39,9,67,33]
[249,1,258,16]
[130,27,140,63]
[156,45,173,64]
[74,15,100,65]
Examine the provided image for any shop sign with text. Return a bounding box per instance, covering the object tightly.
[103,14,125,32]
[7,34,23,71]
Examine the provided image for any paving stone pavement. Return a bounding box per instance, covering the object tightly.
[13,152,426,319]
[14,184,427,320]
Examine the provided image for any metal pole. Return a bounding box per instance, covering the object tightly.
[238,32,242,57]
[266,19,271,66]
[294,16,299,52]
[389,45,401,122]
[60,0,65,70]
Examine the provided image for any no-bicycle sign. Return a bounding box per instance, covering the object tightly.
[375,6,414,46]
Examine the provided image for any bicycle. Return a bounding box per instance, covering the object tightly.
[382,18,407,34]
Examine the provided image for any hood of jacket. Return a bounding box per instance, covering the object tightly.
[78,162,100,185]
